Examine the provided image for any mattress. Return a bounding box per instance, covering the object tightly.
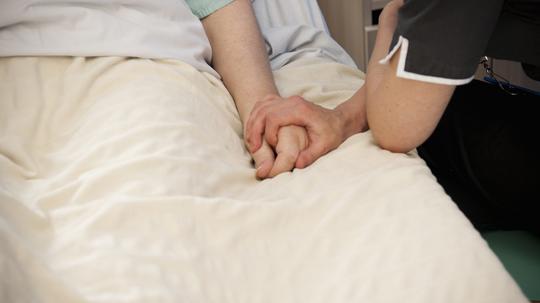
[0,56,527,303]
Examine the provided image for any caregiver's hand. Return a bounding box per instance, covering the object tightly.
[249,125,308,179]
[245,95,351,169]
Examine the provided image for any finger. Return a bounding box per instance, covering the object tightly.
[245,99,277,153]
[268,132,300,178]
[245,95,280,138]
[247,96,309,151]
[245,116,266,154]
[295,141,328,169]
[264,115,281,148]
[263,105,309,148]
[256,159,273,180]
[246,97,275,131]
[269,150,298,178]
[251,140,275,179]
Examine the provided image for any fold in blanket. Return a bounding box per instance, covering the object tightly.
[0,57,527,303]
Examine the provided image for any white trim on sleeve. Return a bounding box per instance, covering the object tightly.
[379,36,474,86]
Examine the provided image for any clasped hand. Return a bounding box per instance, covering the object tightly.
[243,0,402,179]
[245,94,348,179]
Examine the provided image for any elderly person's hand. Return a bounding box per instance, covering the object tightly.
[245,93,367,170]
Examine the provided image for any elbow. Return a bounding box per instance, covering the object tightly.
[365,89,443,154]
[369,123,423,154]
[375,136,417,153]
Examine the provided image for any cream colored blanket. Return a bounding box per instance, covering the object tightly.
[0,57,526,303]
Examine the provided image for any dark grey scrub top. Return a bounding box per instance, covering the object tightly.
[390,0,540,83]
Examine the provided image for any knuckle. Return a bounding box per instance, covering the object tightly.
[297,99,310,111]
[298,105,309,114]
[289,95,304,104]
[244,131,253,142]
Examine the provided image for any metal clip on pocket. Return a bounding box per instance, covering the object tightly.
[479,56,519,96]
[479,56,540,97]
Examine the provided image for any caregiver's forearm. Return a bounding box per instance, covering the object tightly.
[364,19,455,152]
[202,0,277,123]
[365,22,396,98]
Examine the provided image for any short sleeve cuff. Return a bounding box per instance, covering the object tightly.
[186,0,235,19]
[379,36,475,86]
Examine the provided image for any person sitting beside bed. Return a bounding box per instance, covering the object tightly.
[0,0,308,178]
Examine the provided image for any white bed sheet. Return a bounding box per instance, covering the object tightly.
[0,56,527,303]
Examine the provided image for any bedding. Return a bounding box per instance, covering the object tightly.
[0,56,528,303]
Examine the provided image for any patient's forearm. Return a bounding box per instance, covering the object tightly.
[202,0,278,123]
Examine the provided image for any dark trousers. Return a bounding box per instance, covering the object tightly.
[417,80,540,233]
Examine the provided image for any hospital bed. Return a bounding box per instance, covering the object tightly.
[0,0,534,302]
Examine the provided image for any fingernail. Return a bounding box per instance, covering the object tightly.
[255,165,266,180]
